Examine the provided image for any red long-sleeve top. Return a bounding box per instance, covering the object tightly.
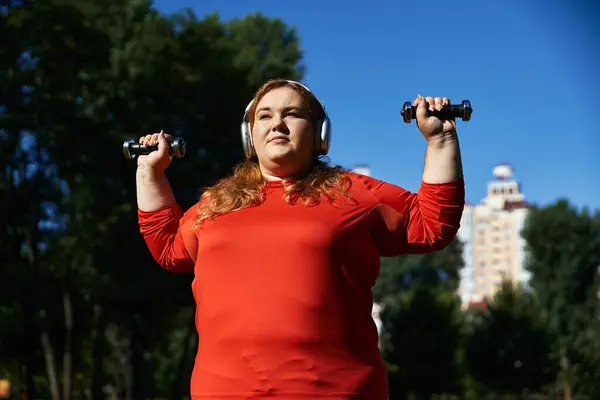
[138,172,465,400]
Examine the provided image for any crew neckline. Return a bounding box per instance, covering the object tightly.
[264,180,285,188]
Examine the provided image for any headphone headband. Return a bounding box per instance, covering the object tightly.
[242,80,328,120]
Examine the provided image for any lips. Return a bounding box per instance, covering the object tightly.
[267,136,290,143]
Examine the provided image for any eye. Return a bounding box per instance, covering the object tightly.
[258,114,271,120]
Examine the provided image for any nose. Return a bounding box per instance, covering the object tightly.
[271,114,289,133]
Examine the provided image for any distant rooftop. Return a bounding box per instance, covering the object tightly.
[493,163,514,180]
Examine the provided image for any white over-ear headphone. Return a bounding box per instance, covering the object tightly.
[240,80,331,159]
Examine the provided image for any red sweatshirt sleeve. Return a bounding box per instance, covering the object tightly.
[137,202,199,273]
[355,174,465,256]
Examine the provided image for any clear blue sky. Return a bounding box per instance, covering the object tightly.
[153,0,599,211]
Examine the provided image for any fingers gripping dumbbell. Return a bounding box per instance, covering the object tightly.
[401,100,473,123]
[122,138,187,159]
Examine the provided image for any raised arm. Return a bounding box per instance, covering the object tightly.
[422,129,463,184]
[358,174,465,256]
[417,94,464,184]
[360,94,466,255]
[135,131,197,272]
[137,165,176,212]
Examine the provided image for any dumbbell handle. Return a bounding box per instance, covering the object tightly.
[122,138,186,159]
[401,100,473,123]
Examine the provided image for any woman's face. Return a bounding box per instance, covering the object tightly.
[251,86,315,179]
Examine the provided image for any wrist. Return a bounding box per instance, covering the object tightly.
[136,165,164,181]
[426,130,458,149]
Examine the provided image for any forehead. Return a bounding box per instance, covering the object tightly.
[256,86,306,109]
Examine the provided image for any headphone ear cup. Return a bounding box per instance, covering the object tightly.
[318,117,331,155]
[240,122,256,159]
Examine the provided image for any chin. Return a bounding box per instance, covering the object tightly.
[264,150,295,164]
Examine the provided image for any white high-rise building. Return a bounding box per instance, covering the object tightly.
[457,163,530,307]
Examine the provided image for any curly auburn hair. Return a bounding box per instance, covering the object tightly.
[194,79,353,227]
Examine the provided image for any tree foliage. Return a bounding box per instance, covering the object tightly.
[1,0,303,398]
[374,238,464,304]
[376,239,465,398]
[463,281,556,396]
[2,1,599,399]
[383,286,464,398]
[522,199,600,398]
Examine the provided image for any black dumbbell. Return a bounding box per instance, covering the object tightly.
[122,138,186,160]
[401,100,473,123]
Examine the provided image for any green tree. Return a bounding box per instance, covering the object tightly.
[383,287,463,399]
[463,280,556,396]
[1,0,306,398]
[226,12,305,88]
[374,238,464,303]
[522,199,600,399]
[376,239,465,398]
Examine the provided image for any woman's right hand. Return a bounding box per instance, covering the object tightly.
[137,130,173,174]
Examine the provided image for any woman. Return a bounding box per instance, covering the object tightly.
[136,79,465,399]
